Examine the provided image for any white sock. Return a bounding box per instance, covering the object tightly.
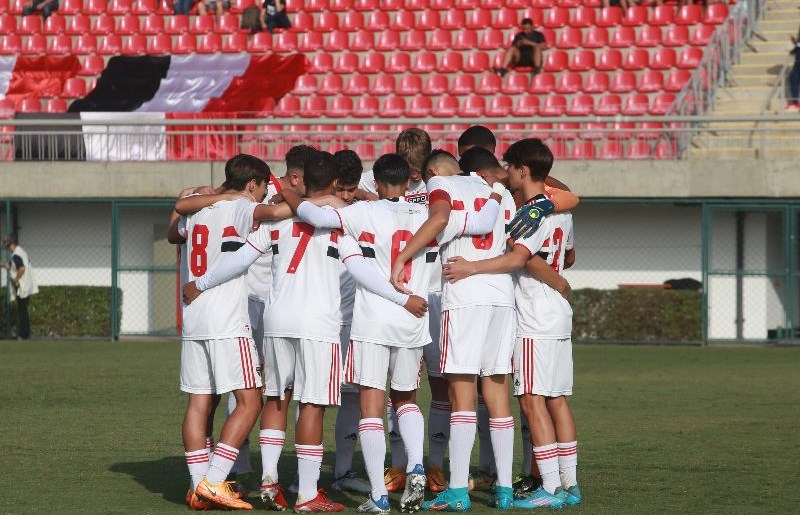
[489,417,514,488]
[185,449,210,491]
[359,418,389,500]
[557,441,578,488]
[521,421,532,475]
[226,395,252,474]
[476,397,496,475]
[296,444,323,501]
[259,429,285,483]
[396,403,424,473]
[428,401,451,469]
[386,400,407,470]
[448,411,477,489]
[206,442,239,484]
[533,443,560,494]
[334,391,360,479]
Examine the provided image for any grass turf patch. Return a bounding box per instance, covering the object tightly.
[0,341,797,514]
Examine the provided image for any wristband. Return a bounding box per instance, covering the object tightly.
[491,182,506,196]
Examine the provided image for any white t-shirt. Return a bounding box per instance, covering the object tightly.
[359,170,428,205]
[249,212,362,342]
[245,177,281,304]
[427,174,516,310]
[181,198,258,340]
[514,210,574,339]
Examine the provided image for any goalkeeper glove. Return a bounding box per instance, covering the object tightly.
[508,199,555,240]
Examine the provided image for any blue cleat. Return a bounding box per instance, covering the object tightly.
[421,487,471,512]
[557,484,581,506]
[358,494,390,514]
[489,486,514,510]
[513,487,565,510]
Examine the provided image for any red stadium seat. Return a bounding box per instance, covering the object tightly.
[458,95,485,117]
[476,73,501,95]
[74,33,97,54]
[122,34,147,55]
[305,0,327,12]
[540,95,566,117]
[386,52,411,73]
[216,13,240,34]
[676,5,702,26]
[407,96,432,118]
[298,32,323,52]
[370,74,395,95]
[638,70,664,93]
[47,33,72,54]
[67,13,91,35]
[294,75,318,96]
[557,72,582,94]
[18,98,40,113]
[366,11,390,31]
[543,50,568,73]
[569,50,595,72]
[478,28,503,50]
[466,9,491,30]
[274,96,300,117]
[463,51,489,73]
[623,49,649,71]
[610,26,635,48]
[637,26,662,47]
[324,31,348,52]
[486,95,513,117]
[655,140,678,159]
[678,47,703,69]
[703,3,728,25]
[649,93,675,115]
[391,11,415,32]
[663,24,689,47]
[351,30,373,51]
[329,96,353,118]
[141,14,164,35]
[599,141,624,159]
[651,5,674,26]
[501,73,528,95]
[334,52,358,73]
[450,74,475,95]
[543,6,569,28]
[85,0,108,14]
[581,122,606,140]
[360,52,385,74]
[166,15,190,35]
[427,29,451,51]
[43,14,65,35]
[274,32,297,53]
[79,54,104,75]
[452,29,476,51]
[665,69,691,92]
[398,74,423,95]
[425,74,448,95]
[191,14,215,34]
[636,121,664,140]
[318,12,339,32]
[597,49,622,71]
[45,98,68,113]
[572,6,595,27]
[117,14,140,35]
[291,12,314,32]
[430,0,453,9]
[60,0,84,14]
[513,96,539,116]
[248,31,272,52]
[300,97,328,118]
[621,6,648,27]
[401,29,426,51]
[354,0,377,10]
[148,32,173,54]
[596,6,622,27]
[419,10,441,31]
[651,47,677,70]
[309,53,333,73]
[92,14,116,35]
[22,34,47,54]
[481,0,503,8]
[583,71,608,94]
[354,97,378,118]
[0,33,20,54]
[433,95,460,117]
[584,26,608,48]
[610,71,636,93]
[438,52,463,73]
[608,121,634,140]
[494,8,517,29]
[571,141,595,160]
[172,33,197,54]
[557,27,582,49]
[341,12,364,32]
[691,24,716,46]
[530,73,555,94]
[108,0,132,14]
[0,15,15,35]
[442,9,466,30]
[621,93,649,116]
[455,0,478,8]
[132,0,157,14]
[62,77,87,98]
[344,74,369,96]
[375,31,400,51]
[626,141,652,160]
[19,13,42,34]
[596,94,621,115]
[330,0,353,10]
[548,140,568,160]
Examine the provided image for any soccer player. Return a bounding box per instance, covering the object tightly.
[456,125,496,157]
[356,128,430,205]
[178,154,271,511]
[442,139,580,509]
[282,153,509,514]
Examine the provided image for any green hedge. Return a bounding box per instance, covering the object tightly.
[1,286,121,338]
[571,288,701,342]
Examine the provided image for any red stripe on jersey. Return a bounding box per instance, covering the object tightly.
[222,226,240,238]
[245,338,256,389]
[358,231,375,244]
[428,189,451,205]
[341,253,361,262]
[505,209,511,221]
[270,230,280,241]
[439,311,448,374]
[270,176,283,194]
[248,239,267,254]
[335,210,344,231]
[459,212,468,237]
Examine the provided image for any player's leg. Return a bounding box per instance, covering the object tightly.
[385,398,407,491]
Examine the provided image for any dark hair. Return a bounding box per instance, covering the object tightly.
[421,149,457,181]
[457,125,496,153]
[2,233,17,247]
[396,128,432,172]
[373,153,410,186]
[303,151,338,192]
[459,147,500,174]
[333,149,363,186]
[502,138,554,181]
[521,17,533,25]
[285,144,318,173]
[223,154,271,191]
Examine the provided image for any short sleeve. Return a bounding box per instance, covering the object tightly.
[358,170,378,195]
[177,216,187,239]
[565,223,574,251]
[426,176,452,205]
[246,224,273,254]
[439,211,469,245]
[337,202,369,240]
[516,225,549,257]
[338,234,363,262]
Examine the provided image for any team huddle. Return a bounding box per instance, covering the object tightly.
[168,126,581,513]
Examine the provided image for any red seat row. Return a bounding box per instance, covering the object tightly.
[0,13,246,36]
[0,0,258,15]
[286,0,609,14]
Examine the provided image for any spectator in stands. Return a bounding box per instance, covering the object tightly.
[22,0,58,19]
[198,0,230,17]
[494,18,546,78]
[2,234,38,340]
[261,0,291,33]
[788,29,800,112]
[173,0,192,15]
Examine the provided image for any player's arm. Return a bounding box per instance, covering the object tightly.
[546,187,580,212]
[391,199,451,290]
[354,188,379,201]
[182,238,265,304]
[442,244,530,283]
[450,184,506,237]
[174,191,241,215]
[343,255,427,317]
[524,255,571,299]
[508,189,579,240]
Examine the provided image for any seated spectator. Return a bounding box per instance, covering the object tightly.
[198,0,230,16]
[494,18,545,77]
[261,0,291,33]
[22,0,58,18]
[174,0,192,15]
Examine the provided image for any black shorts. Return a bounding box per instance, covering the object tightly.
[518,48,534,67]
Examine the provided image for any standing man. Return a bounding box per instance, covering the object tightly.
[3,234,38,340]
[494,18,546,78]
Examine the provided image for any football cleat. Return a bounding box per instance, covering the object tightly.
[512,475,543,499]
[472,470,497,492]
[330,470,371,494]
[508,199,555,240]
[260,480,289,511]
[512,487,565,510]
[488,486,514,511]
[557,484,581,506]
[426,466,447,493]
[195,478,253,510]
[384,466,407,493]
[357,495,391,514]
[421,487,471,512]
[400,464,426,513]
[293,489,344,513]
[186,488,222,511]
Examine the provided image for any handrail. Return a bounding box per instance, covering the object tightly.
[761,60,792,114]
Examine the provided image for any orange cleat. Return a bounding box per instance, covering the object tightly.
[260,481,289,511]
[427,466,447,493]
[384,466,406,493]
[186,488,222,511]
[293,489,344,513]
[195,478,253,510]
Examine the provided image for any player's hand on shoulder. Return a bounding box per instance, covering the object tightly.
[182,281,202,305]
[509,199,555,240]
[267,192,284,205]
[443,256,475,283]
[403,295,428,318]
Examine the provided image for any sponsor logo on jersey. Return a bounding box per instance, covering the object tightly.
[406,192,428,204]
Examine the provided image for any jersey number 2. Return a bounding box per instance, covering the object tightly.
[190,224,209,276]
[288,222,314,274]
[391,230,413,283]
[550,227,564,272]
[472,198,493,250]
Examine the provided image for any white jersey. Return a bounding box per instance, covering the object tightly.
[514,210,574,339]
[245,177,281,303]
[182,198,258,340]
[427,173,516,310]
[250,211,362,342]
[359,170,427,205]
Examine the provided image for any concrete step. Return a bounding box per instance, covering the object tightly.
[716,86,775,99]
[730,74,780,87]
[739,51,792,65]
[756,19,800,32]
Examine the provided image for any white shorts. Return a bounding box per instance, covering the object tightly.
[513,336,573,397]
[340,325,358,395]
[440,306,516,376]
[180,337,262,395]
[264,337,342,406]
[248,297,266,366]
[423,291,443,378]
[344,340,424,392]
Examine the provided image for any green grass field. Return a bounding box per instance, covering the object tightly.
[1,340,798,514]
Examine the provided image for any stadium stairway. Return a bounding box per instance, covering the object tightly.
[691,0,800,159]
